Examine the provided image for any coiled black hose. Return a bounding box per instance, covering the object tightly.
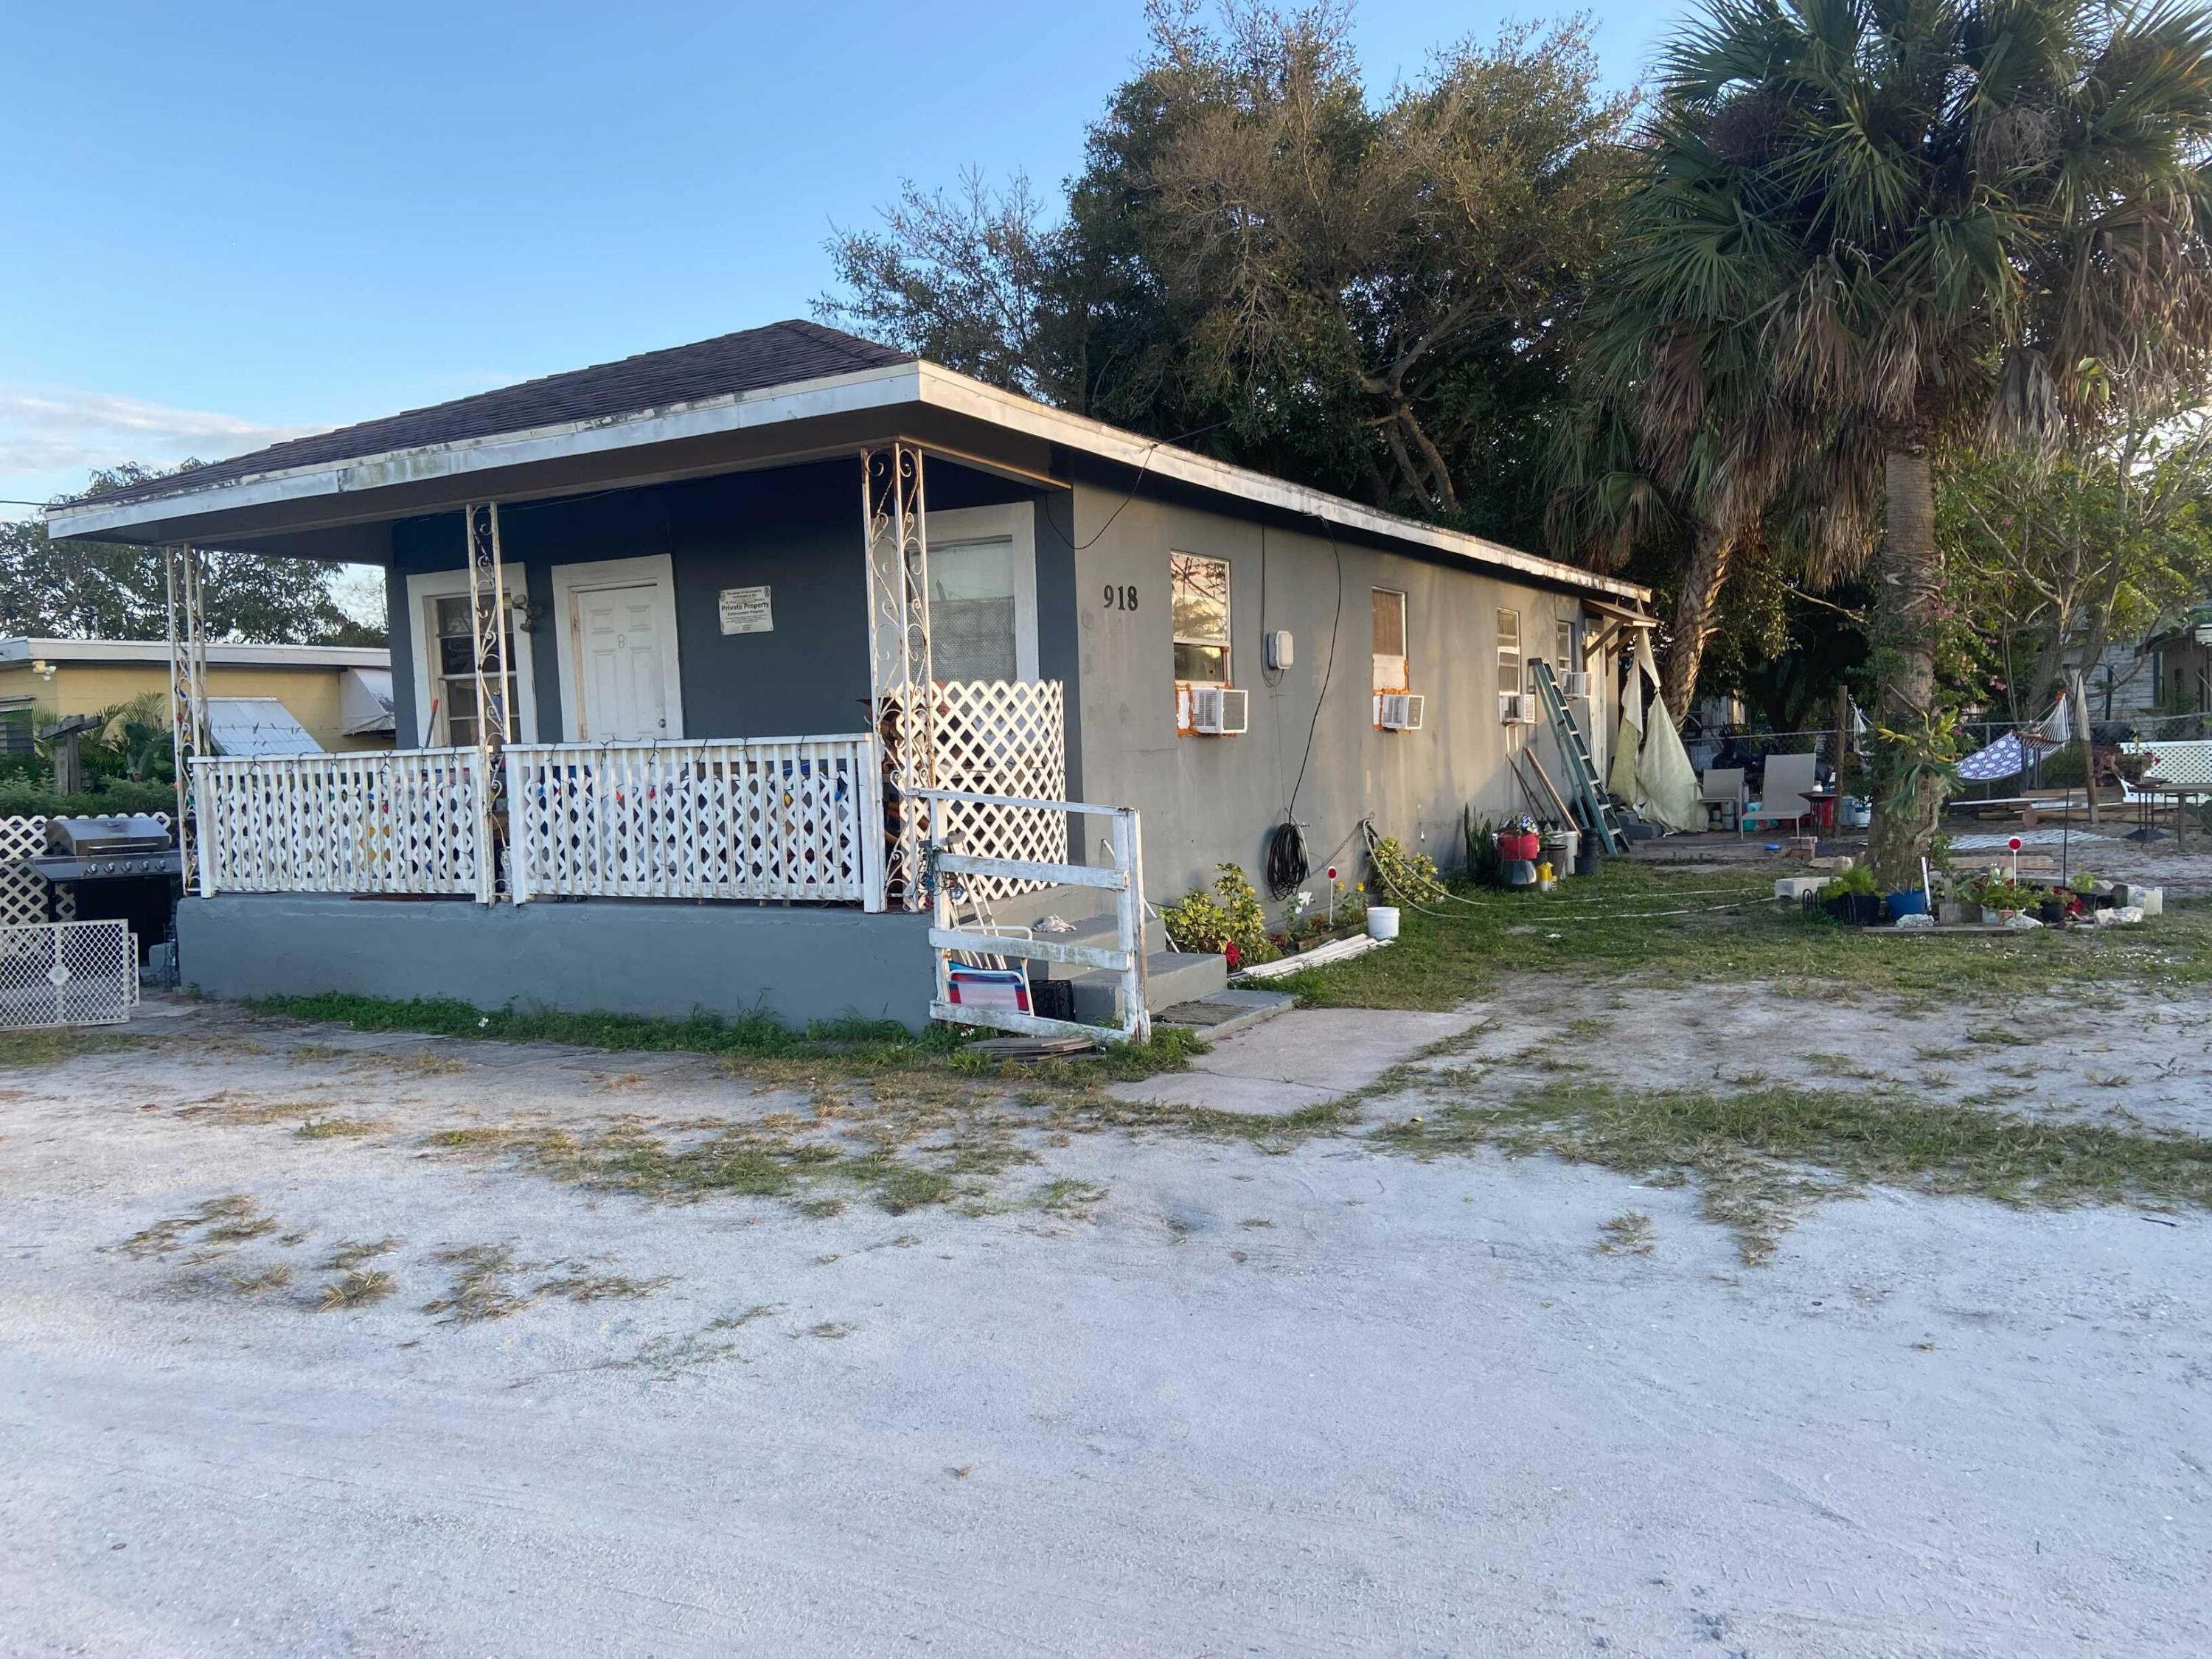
[1263,817,1310,899]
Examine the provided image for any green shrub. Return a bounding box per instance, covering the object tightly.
[1367,835,1447,907]
[1161,863,1279,965]
[1818,864,1879,900]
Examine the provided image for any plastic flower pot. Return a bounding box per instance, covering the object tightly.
[1366,905,1401,941]
[1885,890,1927,919]
[1822,894,1885,926]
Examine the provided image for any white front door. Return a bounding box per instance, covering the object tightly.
[577,583,668,740]
[551,554,684,742]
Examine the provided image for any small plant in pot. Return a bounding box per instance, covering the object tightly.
[1965,873,2036,922]
[1818,864,1885,925]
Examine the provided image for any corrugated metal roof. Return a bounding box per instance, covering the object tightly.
[72,319,911,512]
[206,698,323,757]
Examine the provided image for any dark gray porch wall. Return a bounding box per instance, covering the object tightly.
[178,894,936,1029]
[386,459,1047,747]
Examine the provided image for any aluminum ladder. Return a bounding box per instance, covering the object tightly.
[1530,660,1625,855]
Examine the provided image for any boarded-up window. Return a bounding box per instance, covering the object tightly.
[1172,552,1231,684]
[1495,608,1522,697]
[1373,588,1408,692]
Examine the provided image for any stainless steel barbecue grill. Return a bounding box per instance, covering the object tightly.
[27,815,182,883]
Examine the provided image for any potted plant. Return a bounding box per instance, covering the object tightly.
[1965,874,2035,923]
[1818,864,1885,925]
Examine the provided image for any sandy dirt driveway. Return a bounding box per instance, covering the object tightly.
[1,995,2208,1658]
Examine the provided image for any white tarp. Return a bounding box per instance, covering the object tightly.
[1626,635,1703,832]
[206,698,322,757]
[339,667,396,735]
[1610,655,1644,803]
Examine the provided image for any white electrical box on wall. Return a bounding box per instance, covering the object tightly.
[1189,686,1251,735]
[1265,629,1295,670]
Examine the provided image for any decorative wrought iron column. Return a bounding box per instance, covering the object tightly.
[164,543,211,894]
[861,444,936,909]
[464,503,511,902]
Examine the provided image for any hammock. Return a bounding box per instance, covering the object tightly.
[1955,702,2073,783]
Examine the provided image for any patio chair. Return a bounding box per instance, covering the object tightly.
[1752,751,1820,835]
[1699,767,1745,832]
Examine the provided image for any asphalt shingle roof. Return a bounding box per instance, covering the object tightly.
[76,319,912,510]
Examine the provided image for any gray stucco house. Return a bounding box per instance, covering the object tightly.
[49,319,1650,1034]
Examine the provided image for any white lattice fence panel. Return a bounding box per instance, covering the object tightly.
[0,817,58,927]
[0,919,138,1030]
[931,680,1068,900]
[506,736,875,902]
[192,753,483,895]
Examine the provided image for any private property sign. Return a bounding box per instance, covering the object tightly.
[718,585,773,635]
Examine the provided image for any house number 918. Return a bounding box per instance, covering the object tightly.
[1103,585,1138,611]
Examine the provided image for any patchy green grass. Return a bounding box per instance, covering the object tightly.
[1376,1079,2212,1264]
[1264,864,2212,1009]
[120,1194,270,1259]
[0,1028,140,1070]
[293,1116,385,1141]
[1596,1212,1655,1256]
[247,992,1208,1090]
[322,1237,403,1271]
[318,1269,394,1310]
[423,1244,538,1324]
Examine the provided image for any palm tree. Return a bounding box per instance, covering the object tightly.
[1590,0,2212,881]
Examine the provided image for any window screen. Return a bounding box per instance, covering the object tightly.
[1495,608,1522,697]
[1172,552,1231,684]
[929,538,1020,682]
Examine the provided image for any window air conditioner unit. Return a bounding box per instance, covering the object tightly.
[1561,671,1593,700]
[1377,692,1425,731]
[1498,692,1535,726]
[1189,686,1250,735]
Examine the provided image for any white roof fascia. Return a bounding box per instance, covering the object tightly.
[46,354,1649,605]
[45,363,928,543]
[0,638,391,669]
[910,364,1649,604]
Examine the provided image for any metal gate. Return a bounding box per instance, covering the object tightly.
[0,920,139,1031]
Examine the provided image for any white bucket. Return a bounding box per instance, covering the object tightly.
[1366,905,1402,942]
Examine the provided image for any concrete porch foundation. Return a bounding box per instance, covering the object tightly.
[177,895,936,1031]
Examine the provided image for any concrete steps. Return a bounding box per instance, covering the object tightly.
[955,884,1223,1020]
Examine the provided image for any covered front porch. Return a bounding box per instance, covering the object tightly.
[152,441,1183,1038]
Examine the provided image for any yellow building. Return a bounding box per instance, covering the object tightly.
[0,638,393,756]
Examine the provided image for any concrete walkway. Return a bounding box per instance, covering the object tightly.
[1110,1006,1485,1116]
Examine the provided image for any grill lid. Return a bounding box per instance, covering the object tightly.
[45,815,173,857]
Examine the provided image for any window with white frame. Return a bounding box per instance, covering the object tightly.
[429,593,520,748]
[1495,607,1522,697]
[1172,552,1231,684]
[1372,588,1408,692]
[1556,617,1577,676]
[406,567,537,748]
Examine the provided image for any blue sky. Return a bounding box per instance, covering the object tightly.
[2,0,1682,516]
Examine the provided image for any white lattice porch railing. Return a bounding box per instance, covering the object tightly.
[191,751,487,897]
[925,679,1067,902]
[505,735,883,906]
